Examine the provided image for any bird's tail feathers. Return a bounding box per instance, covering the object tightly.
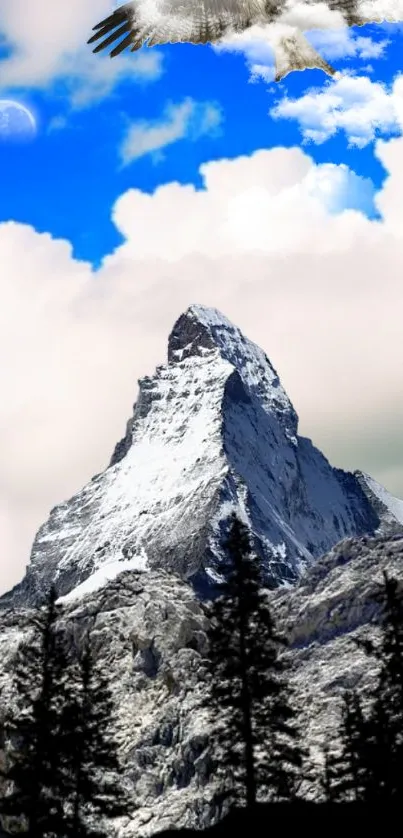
[273,31,335,82]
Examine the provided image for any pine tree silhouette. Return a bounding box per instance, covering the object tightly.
[320,745,343,802]
[0,587,70,836]
[334,690,373,801]
[204,514,304,810]
[60,635,129,838]
[354,571,403,800]
[322,571,403,804]
[0,593,129,838]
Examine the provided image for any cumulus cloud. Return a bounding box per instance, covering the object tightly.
[120,98,223,164]
[271,73,403,146]
[0,0,163,104]
[1,137,403,594]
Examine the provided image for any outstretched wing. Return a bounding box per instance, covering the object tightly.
[88,0,403,81]
[87,0,265,55]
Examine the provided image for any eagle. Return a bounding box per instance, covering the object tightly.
[88,1,403,81]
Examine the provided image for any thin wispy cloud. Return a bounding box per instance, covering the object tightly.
[307,29,389,61]
[119,98,223,164]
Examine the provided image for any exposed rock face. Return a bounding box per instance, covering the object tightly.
[2,305,399,610]
[0,570,219,836]
[272,533,403,777]
[354,471,403,535]
[1,536,403,836]
[0,305,402,834]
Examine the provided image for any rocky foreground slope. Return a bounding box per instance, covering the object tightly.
[1,535,403,835]
[0,305,402,835]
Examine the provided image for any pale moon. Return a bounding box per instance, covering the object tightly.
[0,99,36,142]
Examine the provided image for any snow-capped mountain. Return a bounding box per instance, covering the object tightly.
[2,304,401,608]
[1,304,403,835]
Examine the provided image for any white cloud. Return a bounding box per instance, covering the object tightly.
[0,0,163,105]
[1,137,403,594]
[303,162,375,214]
[307,29,389,61]
[120,98,223,164]
[271,73,403,146]
[215,24,277,83]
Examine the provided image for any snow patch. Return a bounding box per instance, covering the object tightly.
[205,567,226,585]
[57,553,149,604]
[360,472,403,526]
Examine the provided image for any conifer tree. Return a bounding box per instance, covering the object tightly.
[354,571,403,800]
[320,745,343,802]
[0,594,129,838]
[60,636,128,838]
[0,587,70,836]
[323,571,403,803]
[204,513,304,809]
[334,690,373,801]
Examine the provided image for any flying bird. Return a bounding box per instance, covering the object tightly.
[88,1,403,81]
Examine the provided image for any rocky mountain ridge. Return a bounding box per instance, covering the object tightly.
[0,305,402,835]
[2,305,401,609]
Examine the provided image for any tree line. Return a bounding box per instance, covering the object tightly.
[0,589,127,837]
[1,515,403,836]
[203,515,403,810]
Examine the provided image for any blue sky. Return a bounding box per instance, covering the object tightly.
[1,19,402,264]
[0,2,402,594]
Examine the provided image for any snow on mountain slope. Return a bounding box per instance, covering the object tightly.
[1,305,399,608]
[355,471,403,529]
[57,554,149,604]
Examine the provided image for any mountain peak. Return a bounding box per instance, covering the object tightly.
[2,306,401,609]
[185,303,234,328]
[168,304,298,441]
[168,303,247,362]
